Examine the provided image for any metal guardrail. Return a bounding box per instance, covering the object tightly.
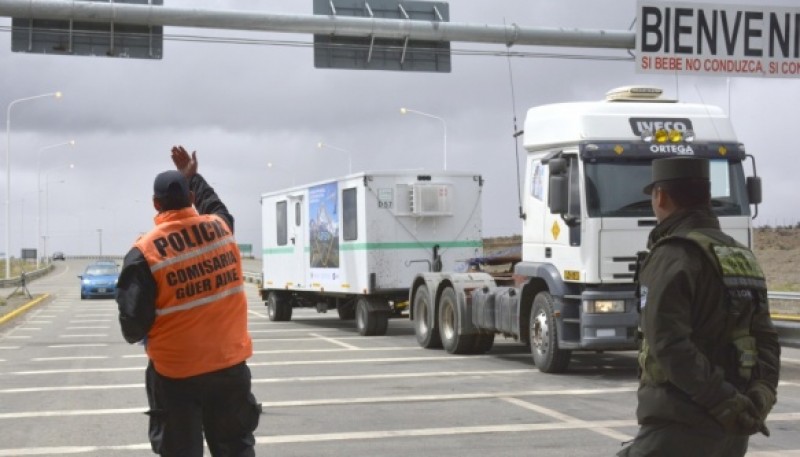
[242,271,261,286]
[768,291,800,301]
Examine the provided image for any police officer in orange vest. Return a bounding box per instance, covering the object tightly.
[117,146,260,457]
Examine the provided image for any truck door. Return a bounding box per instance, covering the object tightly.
[288,196,307,286]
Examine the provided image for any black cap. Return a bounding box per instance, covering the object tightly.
[643,157,709,194]
[153,170,191,207]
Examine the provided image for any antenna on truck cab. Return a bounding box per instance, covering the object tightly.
[504,18,526,221]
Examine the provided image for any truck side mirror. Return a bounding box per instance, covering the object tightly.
[548,158,569,214]
[746,176,762,205]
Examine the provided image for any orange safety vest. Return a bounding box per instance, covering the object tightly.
[135,207,252,379]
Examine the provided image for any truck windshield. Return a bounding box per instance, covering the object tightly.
[584,159,750,218]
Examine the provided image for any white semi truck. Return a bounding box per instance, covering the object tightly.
[260,171,483,336]
[408,86,762,372]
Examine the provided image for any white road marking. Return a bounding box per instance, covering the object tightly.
[65,326,110,330]
[0,346,19,350]
[48,344,108,348]
[68,320,111,323]
[310,333,360,350]
[4,336,31,339]
[58,334,108,338]
[248,310,269,318]
[13,328,41,331]
[32,356,110,362]
[501,396,633,442]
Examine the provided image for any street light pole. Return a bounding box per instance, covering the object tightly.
[43,164,73,261]
[5,91,62,278]
[400,107,448,171]
[317,142,353,175]
[36,140,75,268]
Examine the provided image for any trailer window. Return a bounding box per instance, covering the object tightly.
[343,187,357,241]
[295,202,301,226]
[276,201,288,246]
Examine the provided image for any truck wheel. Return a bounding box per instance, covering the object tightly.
[356,297,389,336]
[413,284,442,349]
[267,291,292,322]
[439,287,475,354]
[529,291,571,373]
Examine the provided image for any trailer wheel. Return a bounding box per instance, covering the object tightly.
[529,291,571,373]
[356,297,389,336]
[413,284,442,349]
[266,291,292,322]
[439,287,475,354]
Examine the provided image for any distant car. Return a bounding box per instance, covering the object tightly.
[79,262,120,299]
[52,251,65,261]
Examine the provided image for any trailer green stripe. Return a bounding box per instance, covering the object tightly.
[262,240,481,256]
[262,247,296,255]
[339,241,482,251]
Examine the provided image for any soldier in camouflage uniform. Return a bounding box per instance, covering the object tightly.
[618,157,780,457]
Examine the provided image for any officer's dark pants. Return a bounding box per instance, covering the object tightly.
[145,361,261,457]
[617,422,749,457]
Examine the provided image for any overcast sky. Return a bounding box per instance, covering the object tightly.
[0,0,798,259]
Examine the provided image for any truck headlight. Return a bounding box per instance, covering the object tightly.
[583,300,625,313]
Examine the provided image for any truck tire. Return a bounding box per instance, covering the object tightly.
[356,297,389,336]
[529,291,571,373]
[439,287,475,354]
[267,291,292,322]
[413,284,442,349]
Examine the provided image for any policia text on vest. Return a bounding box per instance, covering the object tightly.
[148,219,240,300]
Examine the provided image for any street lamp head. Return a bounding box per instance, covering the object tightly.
[316,142,324,149]
[400,107,408,115]
[55,91,63,99]
[68,140,76,146]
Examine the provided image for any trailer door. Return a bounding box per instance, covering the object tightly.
[289,195,307,286]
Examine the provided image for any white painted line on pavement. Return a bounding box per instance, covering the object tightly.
[248,310,268,318]
[0,443,151,456]
[252,347,417,355]
[4,336,31,339]
[13,328,41,331]
[0,369,532,393]
[24,321,51,325]
[65,326,110,330]
[32,356,110,362]
[74,314,114,318]
[249,328,347,334]
[0,346,19,350]
[5,354,521,375]
[68,320,111,323]
[310,333,360,350]
[59,334,108,338]
[501,396,633,442]
[48,344,108,348]
[252,335,393,342]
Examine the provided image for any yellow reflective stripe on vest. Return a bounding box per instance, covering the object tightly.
[156,284,246,316]
[150,237,236,274]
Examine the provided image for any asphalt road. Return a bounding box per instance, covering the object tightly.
[1,259,798,456]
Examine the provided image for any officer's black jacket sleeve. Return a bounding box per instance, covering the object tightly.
[189,173,235,234]
[116,247,156,344]
[752,298,781,392]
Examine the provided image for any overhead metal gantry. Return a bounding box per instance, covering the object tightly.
[0,0,636,50]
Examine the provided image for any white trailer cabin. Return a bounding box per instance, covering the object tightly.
[260,170,483,335]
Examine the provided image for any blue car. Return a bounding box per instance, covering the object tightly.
[79,262,120,299]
